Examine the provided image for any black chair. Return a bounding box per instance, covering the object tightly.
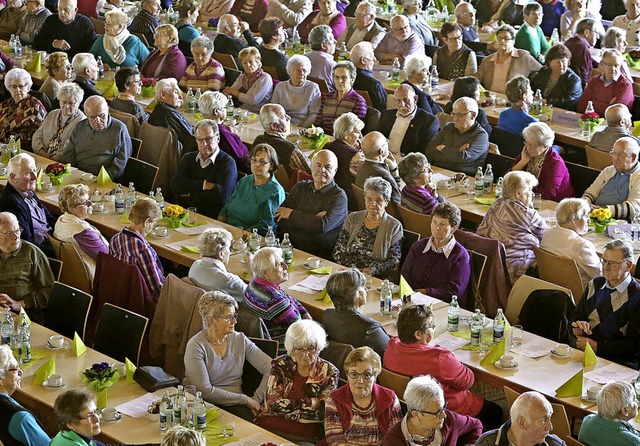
[224,67,242,86]
[319,340,354,380]
[565,161,600,197]
[401,229,420,267]
[425,44,439,58]
[44,282,93,340]
[489,126,524,158]
[483,152,514,181]
[363,106,381,135]
[47,258,63,282]
[93,303,149,365]
[241,337,279,396]
[131,137,143,158]
[518,289,573,343]
[632,95,640,122]
[236,304,271,340]
[121,157,159,193]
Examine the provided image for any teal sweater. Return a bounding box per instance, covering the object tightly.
[89,35,150,68]
[515,24,549,63]
[579,414,640,446]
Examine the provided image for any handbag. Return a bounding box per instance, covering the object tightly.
[133,366,180,392]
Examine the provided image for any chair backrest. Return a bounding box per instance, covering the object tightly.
[236,304,271,339]
[484,152,514,181]
[213,52,239,70]
[565,161,600,198]
[224,67,242,86]
[130,137,143,158]
[319,340,354,380]
[59,241,93,295]
[489,126,524,158]
[503,386,571,441]
[397,204,432,239]
[351,183,366,211]
[356,89,373,107]
[425,44,439,58]
[275,164,292,193]
[505,275,573,324]
[436,112,453,129]
[45,282,93,340]
[308,76,330,94]
[533,246,584,305]
[109,108,140,138]
[93,303,149,365]
[122,157,159,193]
[91,17,105,35]
[131,31,151,48]
[363,106,381,135]
[242,337,279,396]
[138,122,179,195]
[48,258,63,282]
[584,145,611,170]
[468,250,488,311]
[378,367,411,399]
[263,65,280,80]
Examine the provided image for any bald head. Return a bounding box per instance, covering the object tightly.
[311,149,338,189]
[391,15,411,41]
[361,131,388,160]
[220,14,240,38]
[84,96,109,131]
[455,1,475,26]
[605,104,632,127]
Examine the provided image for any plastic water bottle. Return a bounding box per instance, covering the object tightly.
[1,308,14,346]
[126,182,137,212]
[447,295,460,332]
[9,35,16,56]
[495,177,504,198]
[114,184,125,214]
[8,136,18,158]
[483,164,494,192]
[155,187,165,210]
[97,56,105,80]
[550,28,559,46]
[18,313,30,364]
[226,95,234,118]
[265,226,277,247]
[186,88,196,113]
[493,308,506,344]
[474,166,484,197]
[430,65,439,90]
[585,101,595,114]
[148,191,155,201]
[160,390,173,431]
[470,309,483,347]
[15,40,22,58]
[635,373,640,400]
[338,42,348,61]
[391,57,401,82]
[249,228,261,254]
[292,28,301,52]
[173,385,184,425]
[281,233,293,264]
[532,89,543,115]
[379,280,392,315]
[192,391,207,431]
[194,88,202,111]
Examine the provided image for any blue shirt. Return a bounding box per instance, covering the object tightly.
[0,394,51,446]
[497,107,538,136]
[595,163,639,206]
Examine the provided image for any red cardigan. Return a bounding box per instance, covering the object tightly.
[577,74,634,116]
[511,149,575,202]
[383,410,483,446]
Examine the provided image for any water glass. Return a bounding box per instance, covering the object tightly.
[184,385,196,401]
[221,414,235,437]
[479,326,493,354]
[533,193,542,210]
[187,207,197,225]
[511,325,523,347]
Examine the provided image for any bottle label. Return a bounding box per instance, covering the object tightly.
[447,315,459,332]
[470,326,481,345]
[284,250,293,263]
[196,414,206,430]
[493,327,504,344]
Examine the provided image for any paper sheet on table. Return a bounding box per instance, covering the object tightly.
[45,194,59,203]
[434,332,471,351]
[411,292,442,307]
[289,275,330,294]
[175,223,212,235]
[166,240,200,253]
[431,172,451,183]
[510,338,556,358]
[584,363,638,385]
[115,393,158,418]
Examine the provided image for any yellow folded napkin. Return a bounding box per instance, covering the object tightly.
[555,369,583,397]
[634,121,640,138]
[479,337,506,366]
[399,275,414,300]
[241,270,251,281]
[315,287,332,304]
[16,139,20,152]
[287,257,296,272]
[145,99,157,113]
[309,266,332,274]
[32,355,55,386]
[119,214,131,224]
[583,342,598,367]
[26,52,42,73]
[474,197,496,205]
[125,357,136,384]
[97,166,113,186]
[72,332,87,357]
[35,168,43,190]
[194,112,204,122]
[181,245,200,254]
[102,81,118,98]
[19,307,31,326]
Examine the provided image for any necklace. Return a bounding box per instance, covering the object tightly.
[206,333,227,346]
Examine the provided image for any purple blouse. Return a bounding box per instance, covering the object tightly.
[140,44,188,80]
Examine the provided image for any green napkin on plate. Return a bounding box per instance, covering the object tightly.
[309,266,332,274]
[479,337,506,366]
[32,355,55,386]
[555,369,583,397]
[181,245,200,254]
[474,197,496,205]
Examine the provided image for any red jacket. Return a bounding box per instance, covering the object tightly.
[331,383,398,437]
[383,410,482,446]
[577,74,634,116]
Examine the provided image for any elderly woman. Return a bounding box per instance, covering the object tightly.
[183,291,271,420]
[90,10,149,68]
[0,345,51,446]
[603,27,633,80]
[0,69,46,152]
[325,347,402,445]
[39,52,71,101]
[111,67,149,124]
[541,198,601,288]
[256,320,339,443]
[315,61,367,135]
[175,0,200,57]
[244,247,311,344]
[149,78,196,153]
[222,47,272,114]
[561,0,605,39]
[198,91,250,172]
[402,54,443,115]
[230,0,268,32]
[529,44,583,111]
[402,0,435,46]
[322,270,390,357]
[443,76,491,135]
[179,36,225,91]
[384,375,483,445]
[0,0,26,41]
[384,305,503,430]
[198,0,233,21]
[271,55,321,127]
[141,24,188,80]
[402,202,470,304]
[475,25,542,95]
[298,0,346,44]
[510,122,575,202]
[477,171,548,284]
[497,75,537,135]
[324,112,365,211]
[333,177,403,279]
[109,198,165,299]
[188,228,247,301]
[258,18,289,81]
[579,381,640,445]
[32,83,85,159]
[433,22,477,80]
[219,144,285,235]
[398,153,445,215]
[54,184,109,279]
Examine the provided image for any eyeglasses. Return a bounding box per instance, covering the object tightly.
[448,34,463,41]
[250,157,271,166]
[77,199,93,207]
[8,84,29,90]
[452,111,471,117]
[293,346,318,355]
[7,366,22,375]
[365,195,388,205]
[600,258,628,266]
[0,228,22,238]
[216,313,238,322]
[196,135,217,145]
[334,75,350,82]
[347,370,375,381]
[79,411,100,420]
[393,25,410,32]
[497,36,513,42]
[609,151,632,158]
[417,401,448,417]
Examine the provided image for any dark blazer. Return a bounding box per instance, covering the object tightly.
[401,80,443,115]
[529,66,583,111]
[377,108,440,156]
[322,308,390,358]
[353,68,387,112]
[213,30,259,68]
[73,76,100,109]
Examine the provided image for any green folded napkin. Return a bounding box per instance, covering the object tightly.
[72,332,87,356]
[0,174,8,180]
[287,257,296,272]
[181,245,200,254]
[145,99,157,112]
[32,355,55,386]
[182,220,207,228]
[27,52,42,73]
[309,266,332,274]
[400,275,413,300]
[97,166,113,186]
[315,287,332,304]
[584,342,598,367]
[555,369,583,397]
[202,409,240,446]
[119,214,131,224]
[474,197,496,205]
[479,337,506,366]
[125,357,136,383]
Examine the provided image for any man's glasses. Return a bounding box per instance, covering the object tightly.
[417,401,448,417]
[0,228,22,238]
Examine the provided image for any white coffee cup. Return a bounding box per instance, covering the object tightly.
[154,226,168,237]
[587,385,601,400]
[102,407,118,421]
[48,374,62,386]
[555,343,570,356]
[115,363,126,377]
[307,257,321,268]
[92,203,104,212]
[81,173,94,182]
[49,335,64,348]
[499,355,515,368]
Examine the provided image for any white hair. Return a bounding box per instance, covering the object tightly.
[7,153,35,177]
[453,96,478,115]
[71,53,96,75]
[198,227,232,258]
[57,82,84,102]
[404,54,432,78]
[286,54,311,74]
[597,381,637,420]
[404,375,444,414]
[522,122,555,148]
[105,9,128,26]
[350,41,374,67]
[510,391,552,423]
[356,0,376,15]
[259,103,283,130]
[333,112,364,141]
[155,77,179,101]
[191,35,214,54]
[0,345,16,379]
[4,68,32,90]
[198,91,227,117]
[250,247,284,278]
[283,319,328,355]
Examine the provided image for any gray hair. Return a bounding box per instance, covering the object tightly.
[604,239,634,262]
[496,24,516,40]
[286,54,311,74]
[325,269,366,311]
[523,1,542,14]
[105,8,128,26]
[333,60,357,81]
[128,197,162,224]
[398,152,430,185]
[0,212,19,229]
[57,82,84,103]
[604,26,625,49]
[602,48,624,64]
[0,345,16,379]
[350,41,374,67]
[250,247,284,279]
[259,103,283,130]
[453,96,478,115]
[504,75,530,103]
[198,91,227,117]
[404,53,432,78]
[510,391,552,423]
[522,122,555,148]
[4,68,32,90]
[155,77,179,101]
[198,227,232,258]
[356,0,376,15]
[283,319,328,355]
[596,381,637,420]
[193,118,220,136]
[614,136,640,157]
[161,426,206,446]
[333,112,364,141]
[54,388,96,431]
[404,375,444,414]
[71,53,96,75]
[197,291,238,329]
[502,171,538,199]
[190,35,214,54]
[7,152,35,177]
[576,18,596,35]
[433,201,461,228]
[364,176,392,202]
[556,198,590,226]
[604,104,632,126]
[218,14,236,34]
[343,346,381,376]
[309,25,333,51]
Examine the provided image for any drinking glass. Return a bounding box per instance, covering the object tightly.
[533,193,542,210]
[184,385,196,401]
[511,325,523,347]
[187,207,197,225]
[221,414,235,437]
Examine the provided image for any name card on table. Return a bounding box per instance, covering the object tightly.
[552,109,581,127]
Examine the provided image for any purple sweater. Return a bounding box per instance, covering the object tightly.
[383,411,482,446]
[400,184,444,215]
[511,149,575,202]
[400,237,471,306]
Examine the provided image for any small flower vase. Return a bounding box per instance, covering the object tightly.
[49,175,64,185]
[96,388,108,409]
[141,86,154,98]
[580,121,597,138]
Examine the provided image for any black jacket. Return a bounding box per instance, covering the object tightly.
[353,68,388,113]
[213,30,259,69]
[377,108,440,156]
[529,66,583,112]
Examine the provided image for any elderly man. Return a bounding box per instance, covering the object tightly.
[253,103,311,177]
[476,391,565,446]
[275,150,347,259]
[578,49,634,116]
[0,155,56,257]
[214,14,259,68]
[337,1,386,50]
[356,131,402,204]
[570,239,640,367]
[71,53,100,108]
[375,15,425,65]
[55,96,131,181]
[583,137,640,221]
[351,41,387,112]
[0,0,27,41]
[455,2,496,55]
[128,0,161,48]
[171,119,237,218]
[564,18,598,84]
[378,84,439,158]
[265,0,312,28]
[305,25,337,91]
[590,104,638,152]
[612,0,640,47]
[426,97,488,175]
[0,212,54,319]
[34,0,97,57]
[149,78,197,154]
[15,0,50,45]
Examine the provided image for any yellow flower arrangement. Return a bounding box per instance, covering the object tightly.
[162,204,188,227]
[589,207,612,225]
[164,204,184,218]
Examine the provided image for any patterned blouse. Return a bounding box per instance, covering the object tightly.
[181,59,225,91]
[333,225,401,278]
[0,96,47,152]
[315,89,368,135]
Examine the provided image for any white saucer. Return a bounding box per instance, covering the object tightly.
[100,411,122,423]
[46,341,69,350]
[304,262,324,269]
[42,378,67,389]
[581,394,596,402]
[377,284,400,294]
[80,177,96,184]
[151,232,170,238]
[550,348,573,359]
[494,360,519,370]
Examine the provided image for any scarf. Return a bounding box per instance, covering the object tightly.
[47,111,80,153]
[312,9,339,26]
[103,28,131,65]
[525,148,549,180]
[240,68,265,93]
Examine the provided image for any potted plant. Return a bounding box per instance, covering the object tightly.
[44,162,71,185]
[141,77,156,98]
[81,362,119,409]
